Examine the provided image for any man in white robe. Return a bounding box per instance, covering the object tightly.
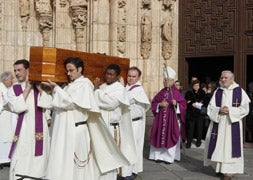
[44,58,129,180]
[204,70,250,180]
[94,64,137,180]
[7,59,52,180]
[121,66,150,179]
[0,72,14,167]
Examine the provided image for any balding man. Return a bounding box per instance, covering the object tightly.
[204,70,250,180]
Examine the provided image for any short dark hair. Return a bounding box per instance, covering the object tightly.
[192,80,200,86]
[106,64,121,76]
[14,59,29,69]
[128,66,142,77]
[64,57,84,74]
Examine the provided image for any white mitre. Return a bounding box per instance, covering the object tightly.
[163,66,177,79]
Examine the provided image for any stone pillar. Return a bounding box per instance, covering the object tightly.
[70,3,87,51]
[35,0,53,47]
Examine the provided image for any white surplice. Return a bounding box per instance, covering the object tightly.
[0,82,13,164]
[95,81,137,179]
[46,76,129,180]
[121,81,150,176]
[204,82,250,174]
[7,82,52,180]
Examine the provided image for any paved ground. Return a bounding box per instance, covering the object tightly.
[1,142,252,180]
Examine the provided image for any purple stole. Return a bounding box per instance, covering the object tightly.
[128,84,141,91]
[207,87,241,159]
[8,84,43,158]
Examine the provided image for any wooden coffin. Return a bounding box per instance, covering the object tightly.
[29,46,130,83]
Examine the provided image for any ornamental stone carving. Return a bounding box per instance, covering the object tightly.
[35,0,53,46]
[59,0,67,7]
[142,0,151,9]
[161,0,176,61]
[117,0,126,54]
[140,14,152,59]
[19,0,30,31]
[163,0,176,10]
[70,5,87,51]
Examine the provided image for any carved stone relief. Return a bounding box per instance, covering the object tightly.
[70,5,87,51]
[19,0,30,31]
[60,0,67,7]
[140,14,152,59]
[162,0,176,10]
[117,0,126,54]
[35,0,53,47]
[161,0,176,61]
[142,0,151,9]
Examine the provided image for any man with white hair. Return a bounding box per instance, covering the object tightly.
[149,66,187,164]
[204,70,250,180]
[0,71,14,168]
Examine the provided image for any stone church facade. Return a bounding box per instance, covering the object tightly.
[0,0,179,100]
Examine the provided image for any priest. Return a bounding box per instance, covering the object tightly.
[204,70,250,180]
[149,66,187,164]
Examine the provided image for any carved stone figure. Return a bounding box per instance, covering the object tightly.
[161,17,172,42]
[163,0,176,10]
[19,0,30,30]
[141,14,152,42]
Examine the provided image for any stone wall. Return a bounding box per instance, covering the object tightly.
[0,0,179,144]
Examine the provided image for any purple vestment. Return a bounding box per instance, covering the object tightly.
[150,86,187,149]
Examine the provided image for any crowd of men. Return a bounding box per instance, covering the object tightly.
[0,57,251,180]
[0,58,150,180]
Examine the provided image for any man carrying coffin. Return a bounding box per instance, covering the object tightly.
[43,58,129,180]
[7,59,52,180]
[204,70,250,180]
[121,66,150,179]
[94,64,137,180]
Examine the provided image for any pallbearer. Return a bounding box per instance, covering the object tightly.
[44,58,129,180]
[7,59,52,180]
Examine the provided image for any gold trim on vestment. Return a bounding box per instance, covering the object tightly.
[35,133,44,140]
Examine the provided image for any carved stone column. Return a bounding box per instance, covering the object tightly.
[19,0,30,31]
[70,5,87,51]
[117,0,126,55]
[35,0,53,47]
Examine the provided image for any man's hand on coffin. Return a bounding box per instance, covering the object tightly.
[93,77,101,90]
[41,80,58,89]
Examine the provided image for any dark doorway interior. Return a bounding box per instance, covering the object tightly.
[186,56,234,84]
[247,55,253,89]
[246,55,253,143]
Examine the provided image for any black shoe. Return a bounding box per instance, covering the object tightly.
[0,164,3,170]
[196,141,202,147]
[186,142,191,148]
